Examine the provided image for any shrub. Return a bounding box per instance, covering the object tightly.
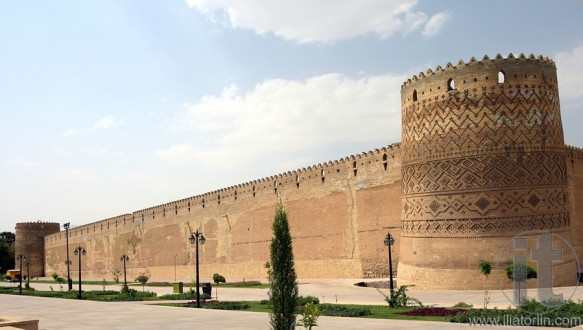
[135,272,150,291]
[159,292,211,300]
[452,302,473,308]
[318,305,371,317]
[112,269,122,283]
[478,261,492,277]
[505,263,537,281]
[213,273,226,299]
[51,272,66,284]
[297,301,322,330]
[379,285,422,308]
[200,301,250,310]
[297,295,320,306]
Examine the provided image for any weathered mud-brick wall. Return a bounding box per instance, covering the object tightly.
[43,145,402,282]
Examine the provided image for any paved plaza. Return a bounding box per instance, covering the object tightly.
[1,279,580,329]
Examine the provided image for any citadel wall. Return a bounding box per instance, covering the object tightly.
[44,145,402,282]
[19,53,583,291]
[566,146,583,270]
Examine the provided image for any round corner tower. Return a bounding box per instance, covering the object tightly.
[398,54,575,290]
[15,221,60,277]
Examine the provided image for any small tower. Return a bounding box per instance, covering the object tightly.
[15,221,60,277]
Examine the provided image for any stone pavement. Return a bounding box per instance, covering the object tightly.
[1,278,579,329]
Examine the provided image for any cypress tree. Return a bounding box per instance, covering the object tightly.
[267,201,299,330]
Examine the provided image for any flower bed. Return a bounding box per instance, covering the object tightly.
[399,307,465,317]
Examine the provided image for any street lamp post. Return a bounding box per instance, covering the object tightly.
[383,232,395,295]
[120,255,129,288]
[74,246,86,300]
[189,230,206,308]
[16,255,25,295]
[64,222,72,291]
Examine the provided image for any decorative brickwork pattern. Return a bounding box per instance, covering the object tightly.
[401,213,569,237]
[402,187,568,221]
[401,85,564,164]
[402,152,567,195]
[398,54,574,290]
[400,54,569,237]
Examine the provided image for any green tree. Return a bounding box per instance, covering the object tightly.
[213,273,226,300]
[267,201,299,330]
[478,260,492,277]
[0,232,15,275]
[505,263,537,305]
[135,273,150,292]
[112,269,122,283]
[297,301,321,330]
[505,263,537,281]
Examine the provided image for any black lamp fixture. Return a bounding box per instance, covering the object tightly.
[74,246,86,299]
[383,232,395,294]
[63,222,73,291]
[120,255,129,288]
[189,230,205,308]
[16,254,26,295]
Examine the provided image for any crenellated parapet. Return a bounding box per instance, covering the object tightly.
[566,145,583,161]
[401,53,556,89]
[45,143,402,244]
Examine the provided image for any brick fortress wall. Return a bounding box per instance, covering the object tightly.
[43,145,402,282]
[20,53,583,290]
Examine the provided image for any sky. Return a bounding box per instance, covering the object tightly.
[1,0,583,233]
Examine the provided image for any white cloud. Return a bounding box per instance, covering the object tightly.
[53,168,97,183]
[63,129,77,137]
[93,116,124,129]
[157,72,404,167]
[186,0,447,43]
[422,11,452,37]
[555,45,583,102]
[10,157,36,168]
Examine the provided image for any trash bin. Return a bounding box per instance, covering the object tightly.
[173,282,183,293]
[202,282,212,296]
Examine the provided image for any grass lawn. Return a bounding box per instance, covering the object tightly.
[160,301,447,322]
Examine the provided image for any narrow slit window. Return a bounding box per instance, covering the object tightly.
[412,90,418,102]
[498,70,506,83]
[447,78,455,90]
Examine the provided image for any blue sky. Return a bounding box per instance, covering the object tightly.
[1,0,583,233]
